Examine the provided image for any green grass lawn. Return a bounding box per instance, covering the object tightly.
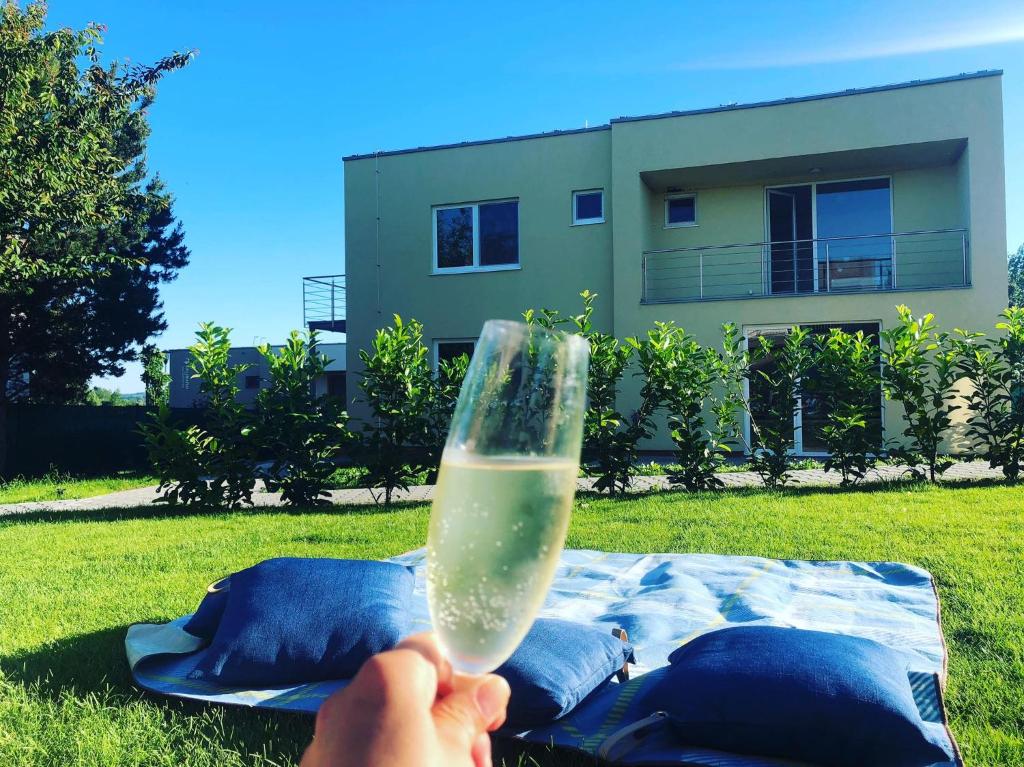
[0,483,1021,766]
[0,473,155,505]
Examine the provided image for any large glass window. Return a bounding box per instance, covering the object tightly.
[815,178,892,291]
[746,323,882,455]
[435,206,474,269]
[433,200,519,272]
[479,201,519,265]
[765,178,892,294]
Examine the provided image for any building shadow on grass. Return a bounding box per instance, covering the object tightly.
[1,625,595,767]
[577,475,1010,504]
[0,623,313,763]
[0,498,428,526]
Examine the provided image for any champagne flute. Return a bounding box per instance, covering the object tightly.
[427,319,589,674]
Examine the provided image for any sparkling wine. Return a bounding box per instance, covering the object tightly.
[426,449,578,673]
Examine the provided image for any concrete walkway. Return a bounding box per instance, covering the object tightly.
[0,461,1007,517]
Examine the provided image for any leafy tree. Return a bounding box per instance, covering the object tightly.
[142,324,256,507]
[357,316,433,504]
[140,404,225,506]
[881,306,961,481]
[12,177,190,405]
[1010,244,1024,307]
[953,308,1024,479]
[644,323,746,491]
[526,291,658,495]
[423,352,470,483]
[804,329,882,485]
[85,386,130,406]
[746,327,813,489]
[251,331,353,505]
[578,298,658,496]
[141,344,170,407]
[0,2,191,474]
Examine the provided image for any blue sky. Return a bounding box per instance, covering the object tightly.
[44,1,1024,391]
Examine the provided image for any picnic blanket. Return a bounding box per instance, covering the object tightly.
[126,548,960,766]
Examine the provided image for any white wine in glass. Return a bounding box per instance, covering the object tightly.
[427,320,589,674]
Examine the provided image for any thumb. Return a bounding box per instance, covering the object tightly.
[432,674,511,752]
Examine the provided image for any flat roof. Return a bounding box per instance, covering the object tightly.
[343,70,1001,162]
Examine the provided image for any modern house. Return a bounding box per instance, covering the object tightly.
[342,71,1006,453]
[167,342,347,409]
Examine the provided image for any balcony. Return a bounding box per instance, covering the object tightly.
[641,228,969,304]
[303,274,347,334]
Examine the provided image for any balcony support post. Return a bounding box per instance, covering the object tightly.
[962,231,968,287]
[892,239,898,290]
[642,253,648,303]
[824,242,830,293]
[699,251,704,300]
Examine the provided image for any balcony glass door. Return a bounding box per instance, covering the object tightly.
[815,178,893,291]
[767,186,814,294]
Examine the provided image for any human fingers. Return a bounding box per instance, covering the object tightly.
[432,673,511,756]
[396,632,455,696]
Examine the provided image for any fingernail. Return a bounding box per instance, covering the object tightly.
[475,675,510,722]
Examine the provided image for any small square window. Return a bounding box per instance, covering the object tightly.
[666,195,697,227]
[573,190,604,224]
[436,340,476,368]
[245,375,260,390]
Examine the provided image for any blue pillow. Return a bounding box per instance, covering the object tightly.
[651,626,953,767]
[183,577,230,640]
[189,558,414,686]
[496,618,634,730]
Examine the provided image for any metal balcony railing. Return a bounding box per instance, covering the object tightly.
[303,274,346,333]
[641,228,969,304]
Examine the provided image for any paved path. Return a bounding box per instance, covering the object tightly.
[0,461,1006,517]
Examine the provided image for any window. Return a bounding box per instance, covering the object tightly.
[435,339,476,369]
[325,372,347,401]
[665,194,697,227]
[245,375,260,390]
[434,200,519,272]
[745,322,881,455]
[765,178,893,294]
[572,189,604,225]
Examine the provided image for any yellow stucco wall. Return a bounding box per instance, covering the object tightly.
[344,73,1006,452]
[344,129,615,422]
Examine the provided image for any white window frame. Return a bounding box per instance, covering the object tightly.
[433,338,477,370]
[664,193,698,228]
[571,189,605,226]
[432,199,521,275]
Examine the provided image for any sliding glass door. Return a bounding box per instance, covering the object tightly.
[746,323,882,455]
[815,179,893,291]
[765,178,893,295]
[766,186,814,294]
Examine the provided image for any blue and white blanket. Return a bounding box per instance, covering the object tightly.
[126,548,960,766]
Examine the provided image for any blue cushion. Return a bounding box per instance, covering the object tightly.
[651,627,953,767]
[496,618,634,730]
[188,558,414,686]
[183,577,230,640]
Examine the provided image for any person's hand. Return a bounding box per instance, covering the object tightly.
[300,633,512,767]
